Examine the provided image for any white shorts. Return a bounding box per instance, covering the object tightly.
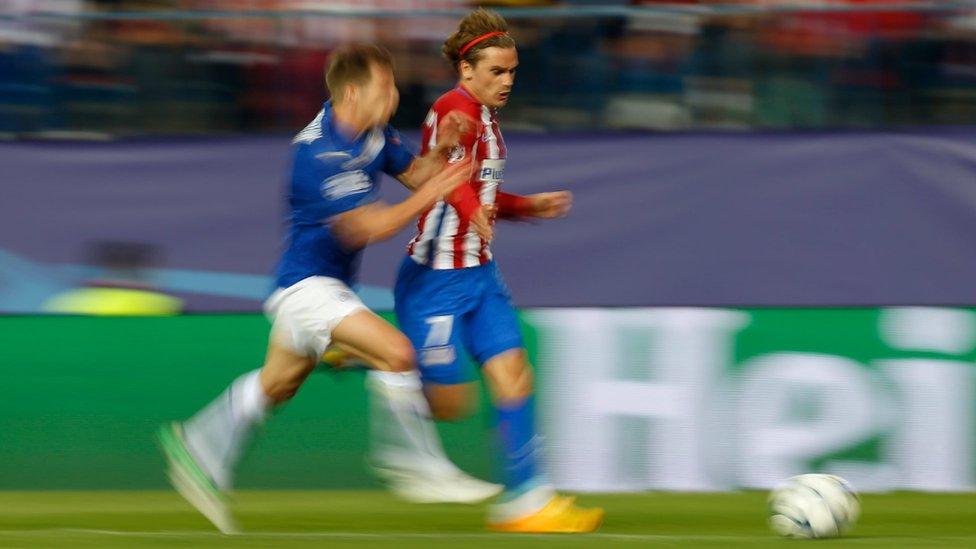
[263,276,367,358]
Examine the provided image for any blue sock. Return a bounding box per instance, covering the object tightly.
[495,397,540,492]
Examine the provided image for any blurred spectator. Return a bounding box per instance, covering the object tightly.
[0,1,83,135]
[0,0,974,135]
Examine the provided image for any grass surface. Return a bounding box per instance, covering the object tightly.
[1,491,975,547]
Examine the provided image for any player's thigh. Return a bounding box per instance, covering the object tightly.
[425,381,479,421]
[469,266,530,403]
[263,276,365,399]
[395,303,478,386]
[331,309,415,373]
[464,267,524,373]
[395,263,474,386]
[265,276,366,359]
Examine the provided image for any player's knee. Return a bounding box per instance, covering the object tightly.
[490,355,534,403]
[383,338,416,373]
[263,376,303,403]
[506,366,533,401]
[262,342,317,403]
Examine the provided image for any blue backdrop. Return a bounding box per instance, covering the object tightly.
[3,128,976,311]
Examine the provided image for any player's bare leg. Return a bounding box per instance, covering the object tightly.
[482,349,604,533]
[331,313,502,503]
[424,382,478,421]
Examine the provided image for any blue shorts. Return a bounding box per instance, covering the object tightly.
[394,257,524,385]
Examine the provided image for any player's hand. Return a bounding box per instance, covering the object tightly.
[527,191,573,218]
[483,203,499,222]
[435,110,476,153]
[424,159,470,200]
[472,204,496,242]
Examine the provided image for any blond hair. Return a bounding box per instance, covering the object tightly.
[325,44,394,104]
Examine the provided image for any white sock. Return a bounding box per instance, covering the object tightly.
[183,369,271,491]
[489,483,557,523]
[367,370,459,477]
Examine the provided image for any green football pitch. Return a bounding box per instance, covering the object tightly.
[1,491,974,548]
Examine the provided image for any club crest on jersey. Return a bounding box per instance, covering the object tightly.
[478,159,505,182]
[321,170,371,199]
[447,145,465,164]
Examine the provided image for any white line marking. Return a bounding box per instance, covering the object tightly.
[0,529,768,541]
[0,529,974,543]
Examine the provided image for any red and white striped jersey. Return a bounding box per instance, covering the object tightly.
[407,86,508,269]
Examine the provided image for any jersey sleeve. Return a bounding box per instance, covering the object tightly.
[436,101,483,219]
[382,125,416,177]
[291,143,377,223]
[496,191,533,219]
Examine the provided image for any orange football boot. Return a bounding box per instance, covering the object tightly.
[488,495,605,533]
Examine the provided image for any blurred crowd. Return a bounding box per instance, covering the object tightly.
[1,1,975,136]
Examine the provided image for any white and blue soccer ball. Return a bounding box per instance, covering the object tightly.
[768,474,860,539]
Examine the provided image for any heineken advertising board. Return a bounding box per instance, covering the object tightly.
[1,310,973,491]
[531,308,976,493]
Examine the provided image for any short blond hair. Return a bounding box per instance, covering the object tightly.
[325,44,394,104]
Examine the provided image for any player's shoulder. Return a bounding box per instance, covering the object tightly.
[432,88,481,118]
[291,136,350,185]
[294,136,346,171]
[293,108,327,145]
[293,146,372,202]
[291,110,344,163]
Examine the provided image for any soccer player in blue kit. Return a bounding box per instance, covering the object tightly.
[157,44,475,534]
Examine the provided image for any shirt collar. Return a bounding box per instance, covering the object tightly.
[323,100,362,149]
[456,84,496,116]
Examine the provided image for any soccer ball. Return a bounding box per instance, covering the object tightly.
[767,474,860,539]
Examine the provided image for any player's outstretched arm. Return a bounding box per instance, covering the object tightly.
[397,111,475,190]
[497,190,572,220]
[332,160,471,248]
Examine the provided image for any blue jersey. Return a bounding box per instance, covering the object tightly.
[274,102,415,289]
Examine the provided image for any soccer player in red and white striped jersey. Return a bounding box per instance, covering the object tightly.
[376,8,604,533]
[406,78,509,269]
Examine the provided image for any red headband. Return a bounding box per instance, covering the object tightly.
[459,31,508,58]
